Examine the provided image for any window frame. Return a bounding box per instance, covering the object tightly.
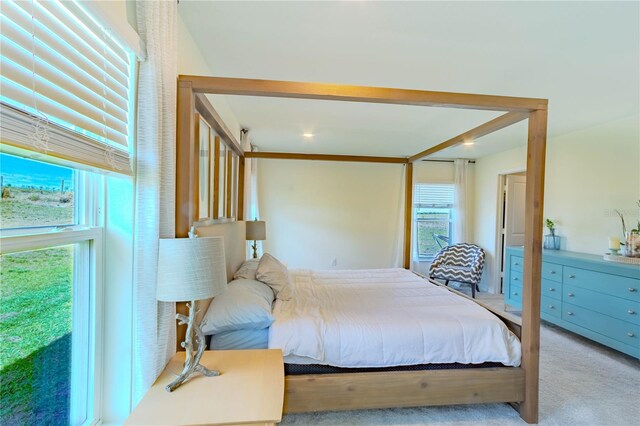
[413,183,455,261]
[0,173,104,426]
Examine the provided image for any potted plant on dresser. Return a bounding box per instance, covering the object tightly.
[543,218,560,250]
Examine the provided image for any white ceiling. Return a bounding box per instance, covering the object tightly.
[179,1,639,158]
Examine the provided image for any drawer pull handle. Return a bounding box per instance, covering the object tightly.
[549,305,555,309]
[550,270,556,275]
[549,288,555,292]
[628,332,635,338]
[630,288,638,293]
[629,310,636,315]
[513,292,519,296]
[514,277,519,281]
[568,274,576,279]
[567,293,574,297]
[567,311,574,316]
[514,262,520,266]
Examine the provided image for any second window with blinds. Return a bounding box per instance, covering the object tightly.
[414,184,454,260]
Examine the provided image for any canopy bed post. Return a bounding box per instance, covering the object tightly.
[226,153,233,218]
[238,156,245,220]
[213,136,221,219]
[403,162,413,269]
[176,80,196,238]
[519,108,548,424]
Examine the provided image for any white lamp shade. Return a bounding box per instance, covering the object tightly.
[246,220,266,241]
[156,237,227,302]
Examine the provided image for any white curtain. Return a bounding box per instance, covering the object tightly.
[453,159,470,243]
[132,0,177,405]
[392,165,407,268]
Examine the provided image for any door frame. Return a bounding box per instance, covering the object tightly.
[494,168,526,294]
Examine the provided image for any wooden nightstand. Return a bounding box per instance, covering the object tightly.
[126,349,284,426]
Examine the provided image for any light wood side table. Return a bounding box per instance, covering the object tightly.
[126,349,284,426]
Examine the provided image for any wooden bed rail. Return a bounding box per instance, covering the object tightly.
[284,367,525,413]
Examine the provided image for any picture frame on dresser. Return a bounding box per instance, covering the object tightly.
[504,246,640,359]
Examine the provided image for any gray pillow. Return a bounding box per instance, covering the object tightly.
[200,278,275,335]
[255,253,292,301]
[233,258,260,280]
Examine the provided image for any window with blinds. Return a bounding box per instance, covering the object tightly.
[0,0,133,173]
[414,183,454,259]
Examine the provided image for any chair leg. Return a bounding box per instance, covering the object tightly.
[471,282,476,299]
[444,280,449,287]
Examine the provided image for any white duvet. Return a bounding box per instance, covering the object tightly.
[268,268,521,367]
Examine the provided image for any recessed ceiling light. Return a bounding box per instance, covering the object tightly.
[463,140,475,146]
[303,133,314,138]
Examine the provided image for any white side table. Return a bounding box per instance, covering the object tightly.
[126,349,284,426]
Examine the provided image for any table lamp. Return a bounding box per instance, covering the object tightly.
[246,219,266,259]
[156,237,227,392]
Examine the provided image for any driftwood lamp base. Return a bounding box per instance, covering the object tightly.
[166,301,219,392]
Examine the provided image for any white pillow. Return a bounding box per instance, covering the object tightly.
[234,258,260,280]
[200,279,275,335]
[255,253,292,300]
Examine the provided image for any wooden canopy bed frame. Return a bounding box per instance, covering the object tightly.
[174,76,547,424]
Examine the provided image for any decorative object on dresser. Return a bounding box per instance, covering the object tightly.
[246,219,266,259]
[543,218,560,250]
[608,236,621,256]
[504,246,640,358]
[156,237,228,391]
[428,243,485,298]
[625,231,640,258]
[614,201,640,258]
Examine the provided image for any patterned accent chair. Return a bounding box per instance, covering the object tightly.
[428,243,485,298]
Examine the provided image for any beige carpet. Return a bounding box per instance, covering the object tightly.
[280,323,640,425]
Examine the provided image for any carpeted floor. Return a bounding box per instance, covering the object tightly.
[280,323,640,425]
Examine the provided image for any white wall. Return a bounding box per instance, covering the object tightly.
[102,175,134,424]
[414,161,454,183]
[177,13,242,143]
[256,159,482,273]
[258,160,405,269]
[473,114,640,293]
[544,115,639,253]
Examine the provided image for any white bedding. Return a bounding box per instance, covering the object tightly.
[268,268,521,368]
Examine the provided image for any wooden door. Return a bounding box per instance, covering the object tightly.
[504,174,527,247]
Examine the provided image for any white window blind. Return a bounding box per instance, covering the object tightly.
[0,0,133,174]
[414,184,454,208]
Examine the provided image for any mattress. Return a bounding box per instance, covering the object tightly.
[208,328,269,350]
[269,268,521,368]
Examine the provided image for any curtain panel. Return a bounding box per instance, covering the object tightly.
[453,159,471,243]
[132,0,177,405]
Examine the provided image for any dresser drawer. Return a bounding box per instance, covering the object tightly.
[541,295,561,319]
[563,303,640,348]
[564,267,640,302]
[510,271,523,287]
[564,284,640,324]
[541,279,561,300]
[509,284,523,305]
[510,256,523,273]
[542,262,563,283]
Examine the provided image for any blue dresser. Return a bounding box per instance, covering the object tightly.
[504,247,640,358]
